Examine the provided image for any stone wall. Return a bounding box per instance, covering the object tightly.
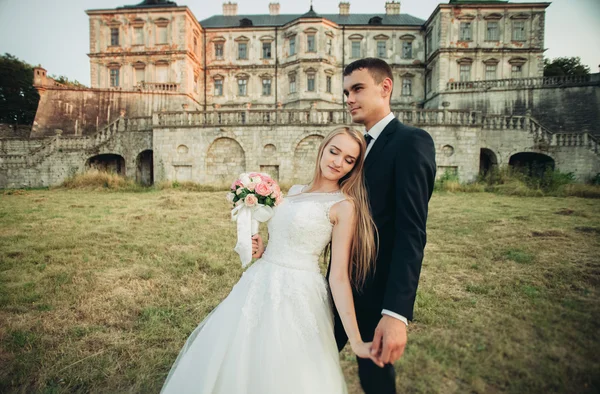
[0,118,152,188]
[0,124,32,139]
[31,87,200,138]
[2,109,598,189]
[427,75,600,136]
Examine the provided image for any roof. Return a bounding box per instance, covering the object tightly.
[199,12,425,28]
[119,0,179,9]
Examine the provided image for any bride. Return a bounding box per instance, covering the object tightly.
[161,127,379,394]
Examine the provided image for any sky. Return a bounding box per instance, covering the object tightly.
[0,0,598,85]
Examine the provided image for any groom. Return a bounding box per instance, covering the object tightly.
[337,58,436,393]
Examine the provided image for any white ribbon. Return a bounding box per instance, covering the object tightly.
[231,204,274,268]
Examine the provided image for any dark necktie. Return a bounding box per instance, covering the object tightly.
[364,133,374,147]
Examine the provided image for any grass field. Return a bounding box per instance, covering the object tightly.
[0,189,599,393]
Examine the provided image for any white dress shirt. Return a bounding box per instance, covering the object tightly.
[364,112,409,327]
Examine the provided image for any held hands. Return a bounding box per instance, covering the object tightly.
[369,315,408,366]
[350,340,385,368]
[251,234,264,259]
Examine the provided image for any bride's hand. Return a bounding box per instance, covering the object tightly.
[351,341,384,368]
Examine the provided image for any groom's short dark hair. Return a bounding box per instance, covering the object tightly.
[343,58,394,85]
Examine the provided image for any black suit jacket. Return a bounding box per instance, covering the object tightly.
[358,118,436,321]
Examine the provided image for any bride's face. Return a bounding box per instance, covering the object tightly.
[319,134,360,182]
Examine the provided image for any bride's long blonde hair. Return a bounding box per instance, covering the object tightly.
[307,127,378,290]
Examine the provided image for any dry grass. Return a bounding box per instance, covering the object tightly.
[0,190,599,393]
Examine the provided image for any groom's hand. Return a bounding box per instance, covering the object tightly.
[251,234,264,258]
[371,315,407,365]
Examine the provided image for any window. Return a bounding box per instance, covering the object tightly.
[307,34,316,52]
[327,39,332,55]
[214,79,223,96]
[289,74,296,94]
[110,68,119,87]
[460,64,471,82]
[110,28,119,46]
[307,74,315,92]
[485,64,497,80]
[157,26,167,44]
[486,22,499,41]
[262,42,272,59]
[135,68,145,85]
[426,32,433,56]
[326,76,332,93]
[512,64,523,78]
[402,78,412,96]
[215,43,224,59]
[156,64,168,83]
[513,21,526,41]
[193,37,198,54]
[262,78,271,96]
[238,78,247,96]
[351,41,360,58]
[238,43,247,59]
[289,36,296,55]
[402,41,412,59]
[377,41,386,58]
[134,27,144,45]
[426,72,432,93]
[460,22,472,41]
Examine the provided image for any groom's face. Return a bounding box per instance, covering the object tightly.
[343,68,390,128]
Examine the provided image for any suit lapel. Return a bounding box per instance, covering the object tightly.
[364,118,398,172]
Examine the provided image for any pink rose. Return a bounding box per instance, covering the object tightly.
[255,182,271,197]
[231,179,242,190]
[246,182,256,192]
[248,172,260,178]
[245,194,258,207]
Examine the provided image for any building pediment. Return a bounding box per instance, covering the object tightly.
[348,34,364,40]
[154,18,170,27]
[303,27,318,34]
[234,35,250,42]
[399,34,416,41]
[373,34,390,41]
[131,18,145,27]
[457,13,476,21]
[510,13,530,20]
[508,57,527,65]
[483,58,500,65]
[401,72,415,78]
[260,35,275,42]
[211,36,226,43]
[132,61,146,69]
[456,57,473,64]
[484,13,503,21]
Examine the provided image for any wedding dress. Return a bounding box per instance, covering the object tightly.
[161,185,349,394]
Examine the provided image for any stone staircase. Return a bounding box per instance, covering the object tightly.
[0,116,126,169]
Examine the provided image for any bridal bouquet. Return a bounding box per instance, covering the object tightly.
[227,172,283,267]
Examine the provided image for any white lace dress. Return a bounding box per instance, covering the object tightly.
[161,185,348,394]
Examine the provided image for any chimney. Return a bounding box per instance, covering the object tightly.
[385,1,400,15]
[269,2,280,16]
[223,2,238,16]
[339,2,350,15]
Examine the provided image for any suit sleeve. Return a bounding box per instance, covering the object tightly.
[382,128,436,320]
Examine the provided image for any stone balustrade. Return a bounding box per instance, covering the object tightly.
[135,82,180,92]
[446,74,599,91]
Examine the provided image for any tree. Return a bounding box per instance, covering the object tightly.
[0,53,40,125]
[544,57,591,77]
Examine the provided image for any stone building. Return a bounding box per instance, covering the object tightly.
[0,0,598,188]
